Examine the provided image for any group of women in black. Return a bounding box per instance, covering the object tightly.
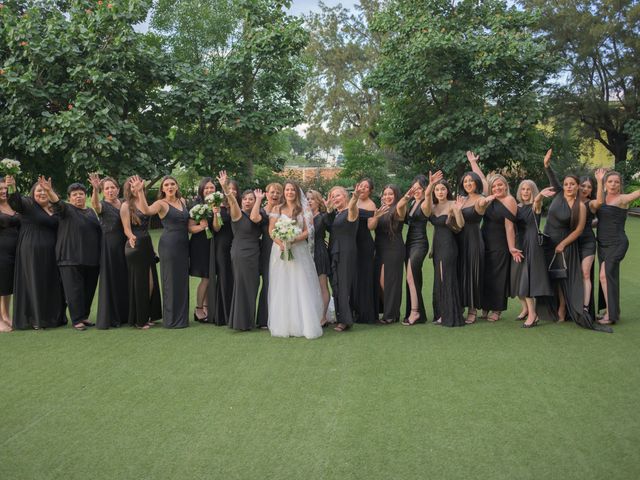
[0,149,637,334]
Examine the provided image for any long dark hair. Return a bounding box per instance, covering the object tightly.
[458,172,483,196]
[432,180,454,204]
[381,184,401,236]
[563,174,581,230]
[196,177,215,203]
[157,175,182,200]
[123,178,141,226]
[579,175,596,200]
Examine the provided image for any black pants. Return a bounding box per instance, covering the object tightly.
[59,265,99,324]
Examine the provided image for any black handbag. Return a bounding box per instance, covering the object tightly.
[548,252,567,280]
[533,211,546,247]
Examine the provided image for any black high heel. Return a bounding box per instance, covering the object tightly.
[193,307,207,323]
[521,317,539,328]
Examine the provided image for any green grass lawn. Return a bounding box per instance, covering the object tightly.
[1,219,640,479]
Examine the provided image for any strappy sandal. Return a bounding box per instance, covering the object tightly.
[193,306,207,323]
[465,311,477,325]
[487,312,501,322]
[73,323,87,331]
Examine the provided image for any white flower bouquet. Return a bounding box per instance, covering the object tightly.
[272,217,301,261]
[1,159,21,193]
[205,191,225,226]
[190,203,213,239]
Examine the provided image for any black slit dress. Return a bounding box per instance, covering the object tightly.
[597,203,628,323]
[374,212,405,322]
[96,201,129,329]
[9,192,67,329]
[578,205,597,318]
[207,207,233,326]
[0,210,19,296]
[481,201,516,312]
[430,213,464,327]
[159,203,190,328]
[458,206,484,311]
[124,210,162,327]
[257,209,272,328]
[229,212,261,331]
[329,209,358,326]
[353,208,377,323]
[542,166,611,332]
[404,201,428,323]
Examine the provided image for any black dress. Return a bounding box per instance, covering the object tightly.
[597,204,629,323]
[481,201,515,312]
[9,192,67,329]
[96,200,129,329]
[53,201,102,326]
[374,212,405,322]
[159,203,190,328]
[578,203,597,317]
[312,212,331,276]
[430,213,464,327]
[353,208,377,323]
[256,209,272,328]
[457,206,484,311]
[0,210,20,295]
[510,204,553,299]
[207,207,234,326]
[328,209,358,326]
[189,206,211,278]
[124,210,162,327]
[404,201,428,322]
[228,212,261,331]
[542,167,610,332]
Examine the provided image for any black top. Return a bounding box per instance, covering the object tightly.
[99,200,125,235]
[0,210,20,265]
[52,201,102,266]
[328,210,358,255]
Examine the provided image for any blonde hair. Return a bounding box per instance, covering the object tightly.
[307,189,326,213]
[488,173,511,196]
[265,182,283,195]
[516,179,539,205]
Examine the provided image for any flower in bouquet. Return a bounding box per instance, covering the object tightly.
[190,203,213,239]
[272,217,302,261]
[205,191,225,226]
[1,159,21,193]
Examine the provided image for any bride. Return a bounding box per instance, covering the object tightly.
[268,181,323,339]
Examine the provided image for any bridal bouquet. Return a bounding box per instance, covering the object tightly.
[189,203,213,239]
[1,159,21,193]
[272,217,301,261]
[205,191,225,226]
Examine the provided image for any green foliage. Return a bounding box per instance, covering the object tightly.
[339,136,389,191]
[0,0,172,190]
[523,0,640,171]
[368,0,559,179]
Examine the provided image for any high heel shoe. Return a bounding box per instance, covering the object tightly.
[193,306,207,323]
[521,317,539,328]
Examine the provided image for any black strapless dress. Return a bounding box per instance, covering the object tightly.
[353,208,377,323]
[458,206,484,310]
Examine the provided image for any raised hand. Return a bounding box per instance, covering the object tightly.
[128,176,144,194]
[543,149,553,169]
[466,151,480,163]
[351,186,362,200]
[88,173,101,191]
[254,188,265,203]
[595,168,607,182]
[217,170,229,189]
[428,170,443,186]
[374,204,389,218]
[4,175,16,188]
[539,187,556,198]
[38,176,53,192]
[454,195,465,210]
[404,185,418,200]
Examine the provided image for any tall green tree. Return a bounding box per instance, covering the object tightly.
[151,0,309,181]
[368,0,559,177]
[0,0,171,188]
[523,0,640,174]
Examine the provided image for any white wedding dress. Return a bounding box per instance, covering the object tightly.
[268,213,323,339]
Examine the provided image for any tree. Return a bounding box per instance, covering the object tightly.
[0,0,172,189]
[151,0,309,181]
[368,0,559,178]
[303,0,382,146]
[523,0,640,174]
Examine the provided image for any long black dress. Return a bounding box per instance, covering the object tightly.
[481,201,516,312]
[96,200,129,329]
[228,212,261,331]
[159,203,190,328]
[375,211,405,322]
[9,192,66,329]
[597,204,628,323]
[543,167,610,332]
[329,209,358,326]
[353,208,377,323]
[313,212,331,276]
[578,204,597,318]
[430,213,464,327]
[0,210,19,295]
[256,209,272,328]
[188,206,211,278]
[404,201,428,323]
[510,204,553,300]
[458,206,484,311]
[207,207,234,326]
[124,210,162,327]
